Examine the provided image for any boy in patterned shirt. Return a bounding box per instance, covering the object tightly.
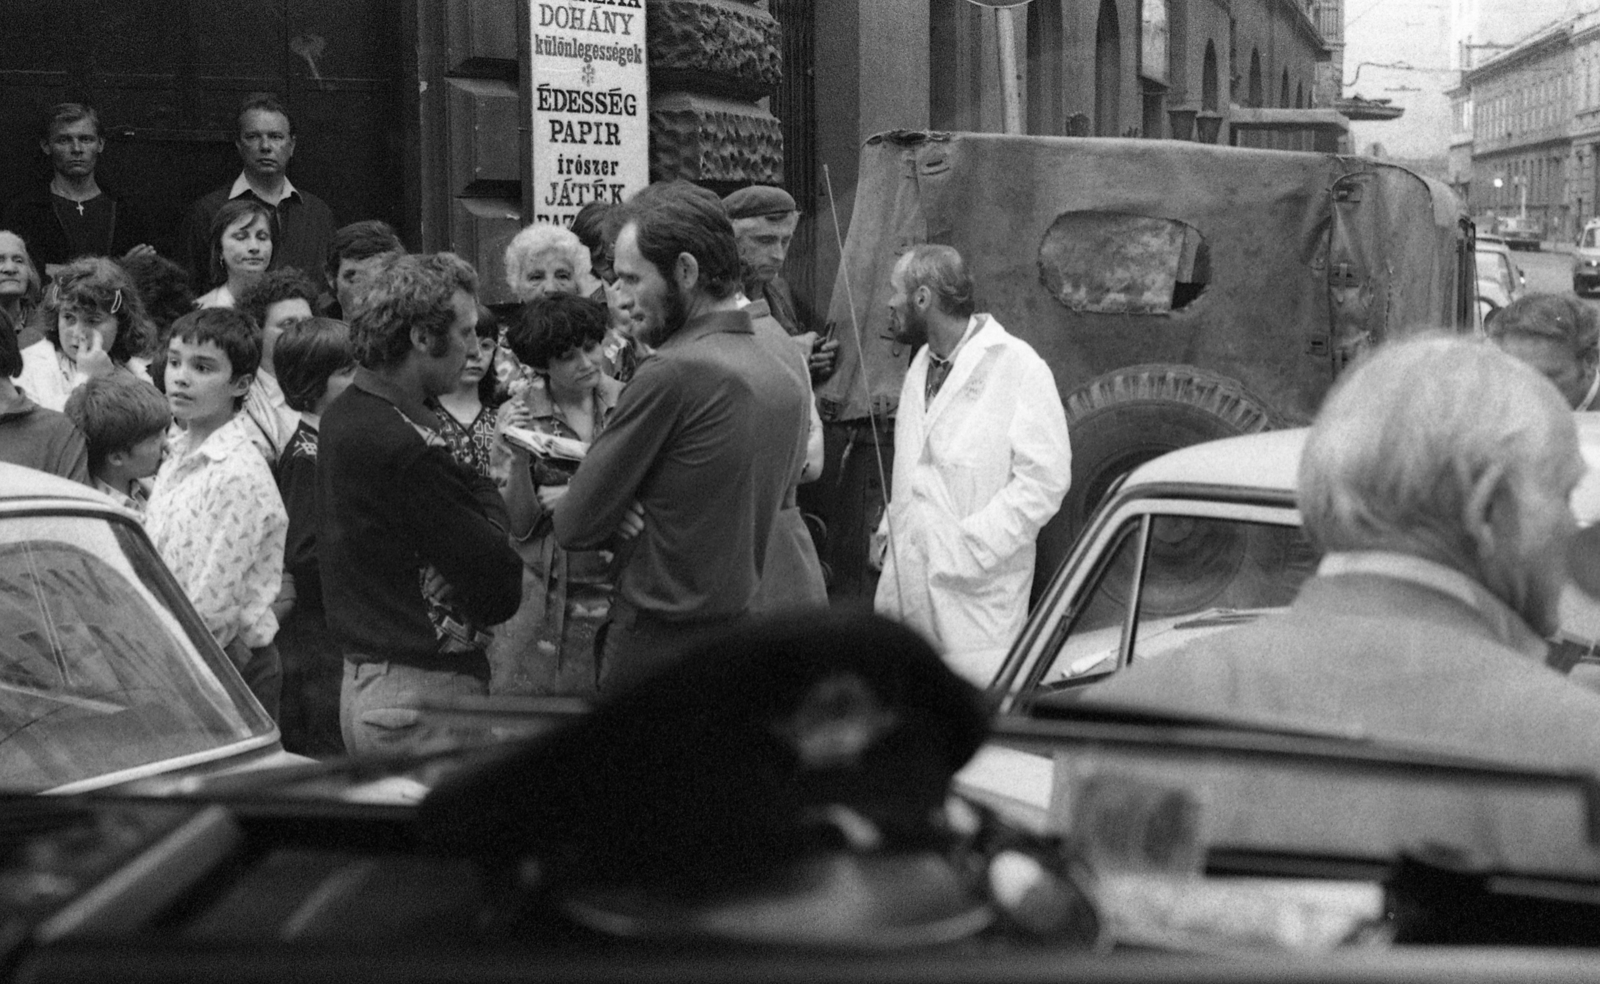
[271,316,356,756]
[63,372,169,515]
[146,307,288,720]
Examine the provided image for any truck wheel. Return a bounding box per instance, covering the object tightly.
[1032,365,1276,602]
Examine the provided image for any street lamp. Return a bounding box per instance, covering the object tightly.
[1513,174,1527,219]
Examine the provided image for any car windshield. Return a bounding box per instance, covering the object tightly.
[0,513,272,792]
[1585,227,1600,249]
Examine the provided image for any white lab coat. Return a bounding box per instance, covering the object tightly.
[874,314,1072,686]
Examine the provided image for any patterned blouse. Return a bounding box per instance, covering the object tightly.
[428,399,499,481]
[146,415,288,650]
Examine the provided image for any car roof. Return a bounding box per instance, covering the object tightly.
[1120,414,1600,506]
[0,462,121,510]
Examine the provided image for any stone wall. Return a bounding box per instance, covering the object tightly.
[646,0,784,188]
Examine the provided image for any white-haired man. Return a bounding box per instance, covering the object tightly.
[1084,335,1600,768]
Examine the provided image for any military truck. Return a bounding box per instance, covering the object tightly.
[809,130,1477,600]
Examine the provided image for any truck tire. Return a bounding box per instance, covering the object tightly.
[1032,365,1276,601]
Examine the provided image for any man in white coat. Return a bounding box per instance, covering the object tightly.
[873,244,1072,685]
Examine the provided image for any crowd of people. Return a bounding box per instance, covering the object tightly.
[1,92,1085,760]
[36,86,1600,780]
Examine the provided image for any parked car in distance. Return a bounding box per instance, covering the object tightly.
[1495,214,1542,250]
[1476,234,1525,321]
[0,463,302,794]
[1575,220,1600,296]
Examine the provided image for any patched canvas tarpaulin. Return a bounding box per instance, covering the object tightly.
[815,131,1469,425]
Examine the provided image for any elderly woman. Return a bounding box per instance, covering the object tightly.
[195,198,274,309]
[1487,293,1600,410]
[495,222,589,398]
[0,230,43,331]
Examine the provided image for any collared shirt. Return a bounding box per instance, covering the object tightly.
[229,171,298,208]
[240,370,300,463]
[1318,550,1548,662]
[923,316,981,407]
[146,415,287,650]
[95,476,148,516]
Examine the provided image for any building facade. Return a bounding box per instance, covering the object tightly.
[1458,20,1575,240]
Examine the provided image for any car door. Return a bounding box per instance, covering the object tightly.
[993,495,1313,715]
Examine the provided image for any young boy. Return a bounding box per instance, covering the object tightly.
[145,307,288,720]
[271,317,356,755]
[62,373,170,514]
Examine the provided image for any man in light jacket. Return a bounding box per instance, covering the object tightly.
[873,244,1072,685]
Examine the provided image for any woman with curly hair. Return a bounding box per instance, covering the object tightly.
[15,254,155,411]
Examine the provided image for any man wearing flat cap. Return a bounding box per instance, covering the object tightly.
[723,184,838,382]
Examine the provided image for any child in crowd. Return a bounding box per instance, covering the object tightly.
[0,306,88,483]
[16,255,156,411]
[271,317,356,756]
[145,307,288,720]
[62,372,169,514]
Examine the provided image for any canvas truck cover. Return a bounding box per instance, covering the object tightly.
[814,130,1470,427]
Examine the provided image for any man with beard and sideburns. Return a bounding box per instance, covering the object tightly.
[873,244,1072,686]
[553,183,809,692]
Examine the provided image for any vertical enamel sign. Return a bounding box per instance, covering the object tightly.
[530,0,650,226]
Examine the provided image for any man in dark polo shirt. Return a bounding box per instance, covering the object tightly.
[553,183,809,692]
[178,93,336,294]
[318,251,522,755]
[3,102,154,276]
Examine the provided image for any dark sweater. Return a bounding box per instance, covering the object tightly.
[0,391,89,484]
[317,370,522,672]
[178,181,336,293]
[2,182,152,268]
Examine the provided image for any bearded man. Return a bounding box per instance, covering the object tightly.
[873,244,1072,686]
[553,183,809,692]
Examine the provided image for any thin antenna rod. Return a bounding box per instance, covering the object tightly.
[821,162,904,613]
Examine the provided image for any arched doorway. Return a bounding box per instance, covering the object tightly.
[1095,0,1121,137]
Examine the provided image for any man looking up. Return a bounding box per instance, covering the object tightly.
[553,183,809,692]
[317,252,522,755]
[873,244,1072,686]
[1084,336,1600,769]
[179,93,336,295]
[722,185,837,382]
[3,102,154,274]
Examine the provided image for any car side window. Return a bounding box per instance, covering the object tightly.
[1027,514,1319,696]
[0,516,265,792]
[1031,518,1146,689]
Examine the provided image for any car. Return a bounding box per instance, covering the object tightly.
[0,463,303,794]
[1476,235,1525,322]
[986,416,1600,705]
[1575,221,1600,296]
[1495,214,1542,251]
